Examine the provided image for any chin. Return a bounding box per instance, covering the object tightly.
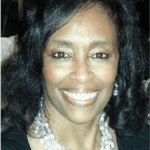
[62,107,102,125]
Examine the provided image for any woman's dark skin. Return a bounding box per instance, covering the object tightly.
[28,4,119,150]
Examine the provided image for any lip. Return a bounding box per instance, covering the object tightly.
[60,89,100,107]
[61,88,100,93]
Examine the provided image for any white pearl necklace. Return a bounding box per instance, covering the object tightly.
[31,99,115,150]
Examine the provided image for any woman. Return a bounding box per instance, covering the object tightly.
[2,0,149,150]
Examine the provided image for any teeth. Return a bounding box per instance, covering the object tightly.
[62,90,97,101]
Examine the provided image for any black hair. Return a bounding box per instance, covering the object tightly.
[2,0,149,137]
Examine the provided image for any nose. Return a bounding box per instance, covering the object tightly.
[69,58,94,84]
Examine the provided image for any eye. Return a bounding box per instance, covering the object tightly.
[91,53,109,59]
[51,51,71,59]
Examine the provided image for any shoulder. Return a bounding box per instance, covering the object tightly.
[1,127,31,150]
[117,125,149,150]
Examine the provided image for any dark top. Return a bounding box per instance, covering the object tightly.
[2,125,149,150]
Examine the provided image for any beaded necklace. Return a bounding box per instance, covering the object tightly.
[31,98,115,150]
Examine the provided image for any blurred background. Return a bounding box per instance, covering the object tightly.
[1,0,149,38]
[1,0,23,37]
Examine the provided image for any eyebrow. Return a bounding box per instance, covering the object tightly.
[89,41,111,50]
[50,40,73,47]
[50,40,112,49]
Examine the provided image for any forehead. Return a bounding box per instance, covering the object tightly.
[47,4,118,49]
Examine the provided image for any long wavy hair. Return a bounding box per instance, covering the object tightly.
[2,0,149,137]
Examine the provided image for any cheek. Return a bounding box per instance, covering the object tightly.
[43,61,69,85]
[95,63,117,87]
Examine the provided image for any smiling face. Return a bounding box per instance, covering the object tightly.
[43,5,118,124]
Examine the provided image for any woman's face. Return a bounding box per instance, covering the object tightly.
[43,5,118,124]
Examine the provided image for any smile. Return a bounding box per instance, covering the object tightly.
[61,90,98,101]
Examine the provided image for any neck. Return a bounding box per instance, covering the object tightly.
[45,103,101,150]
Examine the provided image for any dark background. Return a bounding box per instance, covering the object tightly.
[2,0,19,37]
[1,0,149,38]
